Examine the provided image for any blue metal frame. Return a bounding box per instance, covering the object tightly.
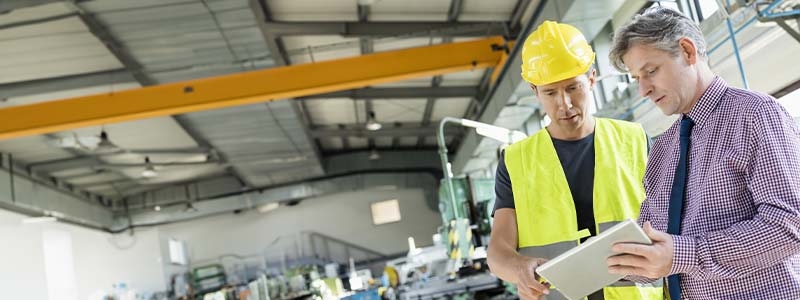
[725,18,749,89]
[758,0,800,19]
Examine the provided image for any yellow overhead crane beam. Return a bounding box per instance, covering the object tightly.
[0,36,511,140]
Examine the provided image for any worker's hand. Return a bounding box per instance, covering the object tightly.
[607,222,674,279]
[515,256,550,299]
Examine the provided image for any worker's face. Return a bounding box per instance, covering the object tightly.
[623,40,700,115]
[534,70,595,132]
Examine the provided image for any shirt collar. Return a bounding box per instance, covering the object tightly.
[685,76,727,126]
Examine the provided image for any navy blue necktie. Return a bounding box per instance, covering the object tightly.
[667,117,694,300]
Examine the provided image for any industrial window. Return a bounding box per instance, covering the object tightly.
[371,199,402,225]
[169,239,187,265]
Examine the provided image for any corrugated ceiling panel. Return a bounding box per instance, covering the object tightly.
[148,61,273,83]
[0,136,74,164]
[373,38,441,52]
[269,0,357,21]
[91,0,270,84]
[66,172,126,185]
[50,168,97,178]
[82,185,118,194]
[268,165,324,183]
[306,98,360,125]
[135,47,236,71]
[460,0,518,21]
[431,97,472,121]
[180,101,323,186]
[320,137,344,151]
[63,117,199,151]
[441,69,485,86]
[398,137,419,147]
[99,153,207,165]
[79,0,198,13]
[116,163,225,184]
[283,35,361,64]
[110,17,218,41]
[0,2,73,26]
[370,0,450,21]
[372,76,436,88]
[425,135,453,146]
[375,137,393,147]
[372,99,427,123]
[0,17,123,84]
[348,137,369,149]
[93,2,208,25]
[207,0,249,12]
[0,17,83,40]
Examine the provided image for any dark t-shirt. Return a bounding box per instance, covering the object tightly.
[493,133,598,236]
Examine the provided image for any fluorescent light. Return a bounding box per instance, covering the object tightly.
[154,205,161,212]
[474,127,527,144]
[459,119,527,143]
[22,216,57,224]
[368,149,380,160]
[366,120,382,131]
[94,130,120,153]
[258,202,280,213]
[141,168,158,178]
[366,111,382,131]
[459,119,484,128]
[141,156,158,178]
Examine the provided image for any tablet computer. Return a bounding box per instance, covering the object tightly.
[534,219,651,300]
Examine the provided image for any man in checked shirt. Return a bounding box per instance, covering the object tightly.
[605,7,800,300]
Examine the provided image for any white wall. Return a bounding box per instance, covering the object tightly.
[157,188,442,275]
[0,211,48,300]
[71,226,166,299]
[0,209,167,300]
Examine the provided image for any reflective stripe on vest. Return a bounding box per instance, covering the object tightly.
[518,221,663,300]
[505,118,660,300]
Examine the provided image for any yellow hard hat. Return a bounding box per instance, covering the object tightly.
[520,21,595,86]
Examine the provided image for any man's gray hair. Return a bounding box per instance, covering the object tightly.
[609,7,707,72]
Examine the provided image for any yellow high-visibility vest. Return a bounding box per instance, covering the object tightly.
[504,118,662,300]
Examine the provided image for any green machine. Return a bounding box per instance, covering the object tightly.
[438,177,496,260]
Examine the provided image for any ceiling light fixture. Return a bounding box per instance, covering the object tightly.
[257,202,280,213]
[154,205,161,212]
[184,202,198,213]
[141,156,159,178]
[22,216,58,224]
[365,111,382,131]
[369,148,381,160]
[460,119,527,144]
[95,130,120,154]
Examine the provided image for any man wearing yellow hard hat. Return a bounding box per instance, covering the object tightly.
[486,21,661,300]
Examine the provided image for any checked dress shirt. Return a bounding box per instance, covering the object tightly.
[639,77,800,299]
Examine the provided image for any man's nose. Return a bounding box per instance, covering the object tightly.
[638,80,653,98]
[559,93,573,110]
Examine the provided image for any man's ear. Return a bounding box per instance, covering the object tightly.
[530,84,538,94]
[679,37,698,65]
[588,69,597,87]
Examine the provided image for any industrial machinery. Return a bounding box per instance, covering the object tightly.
[383,118,524,300]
